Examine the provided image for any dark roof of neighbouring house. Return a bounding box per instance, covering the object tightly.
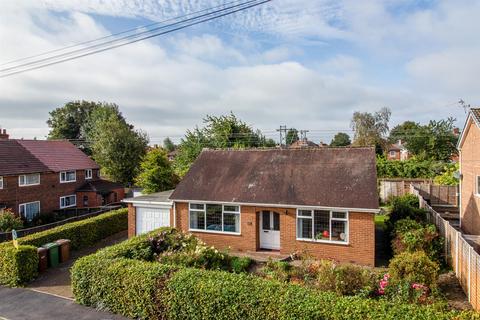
[472,108,480,125]
[77,179,124,194]
[123,189,174,204]
[170,147,379,210]
[388,142,406,151]
[0,139,99,176]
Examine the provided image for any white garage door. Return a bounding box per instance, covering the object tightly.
[136,206,171,235]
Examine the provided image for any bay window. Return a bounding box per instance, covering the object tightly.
[297,209,348,243]
[189,203,240,234]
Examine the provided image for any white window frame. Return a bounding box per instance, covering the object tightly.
[60,170,76,183]
[18,173,40,186]
[476,175,480,197]
[85,169,93,180]
[188,202,241,235]
[0,176,3,189]
[60,194,77,209]
[389,151,396,157]
[296,208,349,245]
[19,201,41,220]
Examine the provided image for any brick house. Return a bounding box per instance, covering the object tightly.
[125,147,379,266]
[0,130,124,220]
[387,140,409,161]
[458,108,480,234]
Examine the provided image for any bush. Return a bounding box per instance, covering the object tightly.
[392,219,443,262]
[0,243,38,286]
[0,209,23,232]
[230,256,253,273]
[0,208,127,287]
[261,259,292,282]
[388,194,427,228]
[388,251,439,290]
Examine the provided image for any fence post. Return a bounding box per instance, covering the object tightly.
[456,232,459,276]
[469,246,472,301]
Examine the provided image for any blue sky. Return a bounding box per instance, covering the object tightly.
[1,0,479,145]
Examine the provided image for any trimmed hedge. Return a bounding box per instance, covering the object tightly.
[72,228,480,320]
[0,208,127,287]
[0,244,38,286]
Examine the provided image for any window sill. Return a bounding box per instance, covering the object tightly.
[19,183,40,187]
[189,229,241,236]
[60,204,76,209]
[296,238,349,246]
[60,181,76,184]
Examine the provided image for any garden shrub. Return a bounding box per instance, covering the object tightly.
[388,251,439,290]
[0,209,23,232]
[230,256,253,273]
[0,243,38,286]
[0,208,127,287]
[261,259,292,282]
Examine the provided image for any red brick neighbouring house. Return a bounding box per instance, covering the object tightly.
[0,130,124,220]
[458,108,480,234]
[387,140,409,161]
[125,147,379,266]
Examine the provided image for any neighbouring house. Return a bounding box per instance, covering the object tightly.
[387,140,410,161]
[458,108,480,235]
[0,129,124,221]
[124,147,379,266]
[289,139,318,148]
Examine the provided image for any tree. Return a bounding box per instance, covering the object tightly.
[351,107,391,154]
[286,129,299,145]
[389,121,422,144]
[135,148,177,193]
[47,101,126,154]
[90,114,149,185]
[173,112,275,177]
[433,163,459,186]
[163,137,176,152]
[330,132,351,147]
[398,118,458,161]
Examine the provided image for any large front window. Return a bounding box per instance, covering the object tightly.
[19,173,40,186]
[189,203,240,234]
[60,195,77,208]
[19,201,40,221]
[297,209,348,243]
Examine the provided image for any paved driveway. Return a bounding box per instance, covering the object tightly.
[27,231,127,298]
[0,286,128,320]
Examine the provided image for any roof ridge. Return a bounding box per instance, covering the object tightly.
[201,146,375,152]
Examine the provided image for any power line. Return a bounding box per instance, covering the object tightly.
[0,0,271,78]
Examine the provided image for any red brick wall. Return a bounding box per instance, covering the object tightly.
[173,202,375,266]
[460,118,480,234]
[0,169,99,215]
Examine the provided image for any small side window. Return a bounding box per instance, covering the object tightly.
[0,176,3,189]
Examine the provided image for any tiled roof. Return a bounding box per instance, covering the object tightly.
[0,139,99,176]
[171,147,379,210]
[77,179,123,194]
[0,140,49,176]
[17,140,99,172]
[472,108,480,126]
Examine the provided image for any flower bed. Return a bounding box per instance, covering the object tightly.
[71,228,479,319]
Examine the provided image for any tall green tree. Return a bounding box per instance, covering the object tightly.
[330,132,351,147]
[47,101,125,154]
[286,129,299,145]
[389,121,422,144]
[351,107,391,154]
[163,137,176,152]
[90,114,149,185]
[135,148,177,193]
[173,112,275,177]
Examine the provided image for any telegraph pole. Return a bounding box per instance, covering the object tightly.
[277,125,287,148]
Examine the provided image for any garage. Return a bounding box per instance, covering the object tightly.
[123,190,174,237]
[135,206,171,235]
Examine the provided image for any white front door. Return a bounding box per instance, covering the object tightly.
[135,206,171,235]
[259,211,280,250]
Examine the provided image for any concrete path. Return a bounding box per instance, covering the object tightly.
[0,286,128,320]
[27,231,127,298]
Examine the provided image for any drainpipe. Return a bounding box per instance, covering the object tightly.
[173,201,176,228]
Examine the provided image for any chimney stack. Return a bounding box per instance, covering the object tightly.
[0,128,9,140]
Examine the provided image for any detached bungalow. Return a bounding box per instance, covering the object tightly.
[125,147,379,266]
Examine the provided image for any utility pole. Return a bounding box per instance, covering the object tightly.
[276,125,287,148]
[299,130,309,142]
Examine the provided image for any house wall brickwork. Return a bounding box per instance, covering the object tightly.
[460,118,480,235]
[0,169,99,215]
[172,202,375,266]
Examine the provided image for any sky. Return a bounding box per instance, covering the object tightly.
[1,0,479,145]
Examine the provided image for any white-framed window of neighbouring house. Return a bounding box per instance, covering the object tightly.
[60,170,76,183]
[0,176,3,189]
[189,203,240,234]
[296,209,349,244]
[19,201,40,221]
[60,195,77,209]
[389,151,396,157]
[18,173,40,186]
[85,169,93,180]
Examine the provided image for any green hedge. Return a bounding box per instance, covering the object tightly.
[71,229,480,320]
[0,244,38,286]
[0,208,127,287]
